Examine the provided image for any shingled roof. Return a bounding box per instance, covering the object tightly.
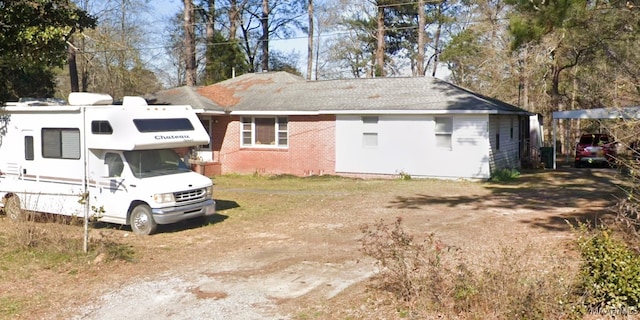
[150,71,530,115]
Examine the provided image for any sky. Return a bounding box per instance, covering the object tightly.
[145,0,449,82]
[135,0,309,85]
[149,0,307,58]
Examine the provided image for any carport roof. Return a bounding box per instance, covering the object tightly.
[553,106,640,119]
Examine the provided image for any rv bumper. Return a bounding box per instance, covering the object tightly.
[151,199,216,224]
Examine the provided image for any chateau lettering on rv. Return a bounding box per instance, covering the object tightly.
[155,135,191,140]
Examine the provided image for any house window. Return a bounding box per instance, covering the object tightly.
[241,116,288,147]
[496,133,501,150]
[42,128,80,159]
[362,116,379,148]
[435,117,453,149]
[91,121,113,134]
[363,133,378,147]
[362,116,378,124]
[24,136,34,161]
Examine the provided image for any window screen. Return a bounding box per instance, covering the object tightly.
[42,128,80,159]
[255,118,276,145]
[363,132,378,147]
[435,117,453,149]
[362,116,379,124]
[92,121,113,134]
[24,136,34,161]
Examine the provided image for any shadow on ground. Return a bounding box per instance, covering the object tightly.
[94,199,239,234]
[387,167,629,233]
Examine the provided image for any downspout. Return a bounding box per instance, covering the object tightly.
[553,118,557,170]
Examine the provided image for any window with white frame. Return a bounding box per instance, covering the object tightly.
[241,116,288,147]
[42,128,80,159]
[362,116,379,148]
[435,117,453,149]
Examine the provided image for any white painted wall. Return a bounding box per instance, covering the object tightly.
[335,114,491,179]
[488,115,521,172]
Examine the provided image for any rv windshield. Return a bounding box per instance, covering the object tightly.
[123,149,191,178]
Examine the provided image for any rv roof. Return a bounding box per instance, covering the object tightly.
[68,92,113,106]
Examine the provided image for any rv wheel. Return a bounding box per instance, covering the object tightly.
[3,193,23,221]
[129,204,157,236]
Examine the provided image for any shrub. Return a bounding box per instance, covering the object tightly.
[490,168,520,182]
[359,218,580,319]
[577,226,640,313]
[359,217,452,306]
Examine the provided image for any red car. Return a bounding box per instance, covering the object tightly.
[575,133,616,168]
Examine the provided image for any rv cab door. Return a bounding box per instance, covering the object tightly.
[92,152,130,223]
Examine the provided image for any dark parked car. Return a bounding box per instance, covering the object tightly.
[575,133,617,168]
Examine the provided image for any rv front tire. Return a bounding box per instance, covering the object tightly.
[130,204,157,236]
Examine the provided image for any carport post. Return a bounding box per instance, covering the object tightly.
[552,119,557,169]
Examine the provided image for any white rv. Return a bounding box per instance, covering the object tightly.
[0,93,216,235]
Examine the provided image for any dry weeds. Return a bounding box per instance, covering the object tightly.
[0,168,626,319]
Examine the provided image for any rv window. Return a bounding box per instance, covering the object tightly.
[42,128,81,159]
[25,136,34,161]
[123,149,190,178]
[104,153,124,177]
[133,118,194,132]
[92,121,113,134]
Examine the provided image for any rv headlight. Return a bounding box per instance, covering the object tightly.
[205,186,213,199]
[153,192,175,204]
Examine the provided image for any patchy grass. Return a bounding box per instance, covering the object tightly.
[0,215,137,318]
[0,170,626,319]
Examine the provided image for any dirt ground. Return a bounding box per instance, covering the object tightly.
[2,166,625,320]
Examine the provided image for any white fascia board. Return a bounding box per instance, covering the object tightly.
[553,107,640,119]
[225,109,527,116]
[229,110,320,116]
[193,109,226,115]
[319,109,497,115]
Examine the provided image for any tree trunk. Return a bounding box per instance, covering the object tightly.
[184,0,197,86]
[261,0,269,72]
[204,0,215,83]
[417,0,425,76]
[229,0,238,39]
[431,4,442,77]
[307,0,314,80]
[68,41,79,92]
[206,0,215,49]
[375,4,385,77]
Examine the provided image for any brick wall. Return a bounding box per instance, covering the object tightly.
[212,114,336,176]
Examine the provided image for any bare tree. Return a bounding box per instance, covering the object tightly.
[260,0,269,71]
[416,0,425,76]
[307,0,314,80]
[374,1,385,76]
[184,0,197,85]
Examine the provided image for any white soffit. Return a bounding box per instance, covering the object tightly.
[553,107,640,119]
